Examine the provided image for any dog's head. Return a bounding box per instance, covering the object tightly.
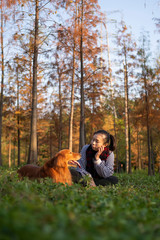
[60,149,81,167]
[45,149,81,168]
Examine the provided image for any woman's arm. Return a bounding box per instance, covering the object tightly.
[93,152,114,178]
[76,145,92,176]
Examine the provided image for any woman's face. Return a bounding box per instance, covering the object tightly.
[91,134,107,151]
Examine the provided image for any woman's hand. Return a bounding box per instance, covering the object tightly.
[95,146,104,161]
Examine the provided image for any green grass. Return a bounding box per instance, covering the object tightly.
[0,168,160,240]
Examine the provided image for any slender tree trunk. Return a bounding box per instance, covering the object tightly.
[0,0,4,166]
[69,42,76,151]
[69,2,77,151]
[16,66,20,166]
[143,74,152,175]
[141,38,152,175]
[50,122,54,158]
[79,0,85,151]
[150,130,155,175]
[28,0,39,164]
[128,121,131,172]
[13,137,16,167]
[124,62,130,173]
[28,45,32,161]
[137,130,141,170]
[25,137,28,162]
[140,139,143,169]
[29,47,32,106]
[58,68,62,151]
[105,13,119,172]
[8,131,11,168]
[100,16,103,104]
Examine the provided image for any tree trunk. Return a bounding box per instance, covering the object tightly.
[124,61,131,173]
[8,131,11,168]
[69,41,76,151]
[150,130,155,175]
[144,74,152,175]
[28,0,39,164]
[16,65,20,166]
[137,130,141,170]
[50,122,54,158]
[0,0,4,166]
[140,139,143,169]
[79,0,85,151]
[128,123,131,172]
[13,137,16,167]
[105,13,119,172]
[69,2,77,152]
[25,137,28,163]
[58,68,62,151]
[100,16,103,104]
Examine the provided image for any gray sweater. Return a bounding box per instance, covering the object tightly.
[76,144,114,178]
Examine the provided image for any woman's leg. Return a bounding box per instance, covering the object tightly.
[94,176,118,186]
[69,168,82,183]
[70,168,96,187]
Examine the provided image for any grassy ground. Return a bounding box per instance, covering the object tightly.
[0,168,160,240]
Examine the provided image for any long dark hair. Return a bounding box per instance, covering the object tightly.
[93,130,116,151]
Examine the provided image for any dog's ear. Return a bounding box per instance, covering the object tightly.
[45,156,57,168]
[45,151,68,169]
[55,153,67,168]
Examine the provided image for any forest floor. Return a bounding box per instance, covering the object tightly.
[0,168,160,240]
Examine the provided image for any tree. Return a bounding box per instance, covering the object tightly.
[68,1,78,151]
[0,0,4,166]
[78,0,103,149]
[104,12,119,172]
[15,57,21,166]
[79,0,85,150]
[28,0,39,164]
[123,61,130,173]
[116,20,136,173]
[55,0,103,151]
[137,34,153,175]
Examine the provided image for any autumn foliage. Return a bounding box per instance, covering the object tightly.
[0,0,159,174]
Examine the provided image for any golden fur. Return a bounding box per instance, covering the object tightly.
[17,149,81,186]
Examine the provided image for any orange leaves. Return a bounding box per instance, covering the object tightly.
[122,25,127,33]
[13,33,19,41]
[15,111,21,115]
[88,62,96,71]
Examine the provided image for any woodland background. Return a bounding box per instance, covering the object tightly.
[0,0,160,175]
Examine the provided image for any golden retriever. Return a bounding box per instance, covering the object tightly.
[17,149,81,186]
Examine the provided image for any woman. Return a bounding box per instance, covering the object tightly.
[70,130,118,186]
